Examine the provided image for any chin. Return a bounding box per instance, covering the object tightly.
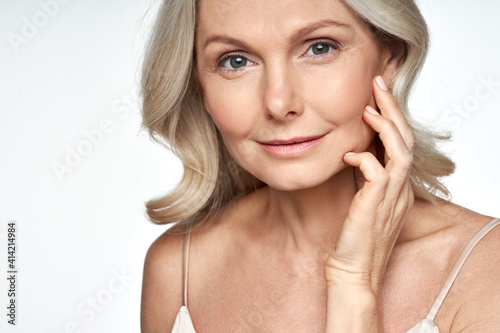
[254,162,349,192]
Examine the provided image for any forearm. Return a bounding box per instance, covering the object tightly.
[325,286,381,333]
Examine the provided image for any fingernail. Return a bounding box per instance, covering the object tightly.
[365,105,379,115]
[376,76,389,91]
[345,152,356,156]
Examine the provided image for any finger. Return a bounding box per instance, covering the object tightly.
[345,149,411,198]
[363,107,413,175]
[352,161,366,191]
[343,152,389,204]
[372,76,414,151]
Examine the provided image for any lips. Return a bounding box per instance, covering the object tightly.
[258,133,327,156]
[260,134,326,145]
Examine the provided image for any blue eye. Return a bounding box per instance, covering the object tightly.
[306,42,334,56]
[221,55,249,69]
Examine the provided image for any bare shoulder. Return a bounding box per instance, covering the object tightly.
[140,189,266,332]
[448,213,500,332]
[393,201,499,331]
[413,200,500,332]
[141,227,186,333]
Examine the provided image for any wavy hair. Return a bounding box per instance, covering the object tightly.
[140,0,455,230]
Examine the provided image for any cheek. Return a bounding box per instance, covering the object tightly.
[202,83,264,165]
[203,83,257,140]
[302,63,376,147]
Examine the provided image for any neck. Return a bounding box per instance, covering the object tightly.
[263,166,358,255]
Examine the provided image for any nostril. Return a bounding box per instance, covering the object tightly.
[262,73,304,120]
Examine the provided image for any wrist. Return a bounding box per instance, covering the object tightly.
[324,264,382,296]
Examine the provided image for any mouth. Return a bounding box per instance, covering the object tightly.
[258,133,327,156]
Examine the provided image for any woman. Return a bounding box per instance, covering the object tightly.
[140,0,500,332]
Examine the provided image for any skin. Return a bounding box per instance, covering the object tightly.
[141,0,500,332]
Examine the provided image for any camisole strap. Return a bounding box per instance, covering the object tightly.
[425,217,500,321]
[182,226,192,307]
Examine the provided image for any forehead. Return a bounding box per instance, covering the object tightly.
[196,0,367,41]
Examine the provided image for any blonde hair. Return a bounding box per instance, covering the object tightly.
[140,0,454,229]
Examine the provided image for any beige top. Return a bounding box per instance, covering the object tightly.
[171,218,500,333]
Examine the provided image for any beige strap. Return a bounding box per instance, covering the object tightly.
[182,225,192,307]
[426,218,500,320]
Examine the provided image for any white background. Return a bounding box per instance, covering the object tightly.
[1,0,499,332]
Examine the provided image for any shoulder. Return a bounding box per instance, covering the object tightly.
[402,201,500,331]
[141,227,185,332]
[448,216,500,332]
[140,193,257,332]
[412,200,500,332]
[139,189,260,333]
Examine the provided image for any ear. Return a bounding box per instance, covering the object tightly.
[379,40,407,88]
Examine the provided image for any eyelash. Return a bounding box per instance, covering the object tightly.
[304,40,339,57]
[216,39,339,72]
[216,53,252,72]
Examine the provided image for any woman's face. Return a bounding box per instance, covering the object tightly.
[196,0,394,191]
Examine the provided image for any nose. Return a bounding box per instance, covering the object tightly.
[263,63,304,121]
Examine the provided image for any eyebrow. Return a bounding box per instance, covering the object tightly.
[202,19,350,50]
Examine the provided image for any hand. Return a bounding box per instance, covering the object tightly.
[324,76,415,332]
